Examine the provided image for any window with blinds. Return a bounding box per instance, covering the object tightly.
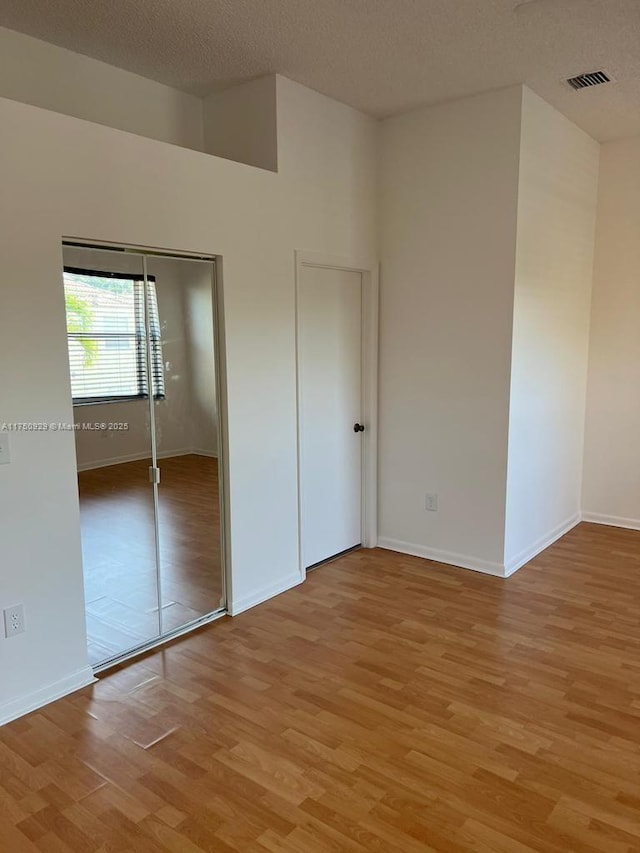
[63,268,165,404]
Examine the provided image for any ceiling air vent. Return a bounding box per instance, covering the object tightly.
[566,70,612,91]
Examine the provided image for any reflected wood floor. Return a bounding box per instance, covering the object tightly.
[2,522,640,851]
[79,454,222,665]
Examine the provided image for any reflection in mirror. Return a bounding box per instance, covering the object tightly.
[147,255,223,633]
[62,244,223,668]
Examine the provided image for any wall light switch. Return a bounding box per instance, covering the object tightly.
[0,432,10,465]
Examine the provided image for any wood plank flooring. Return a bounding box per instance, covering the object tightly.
[79,454,222,665]
[2,522,640,851]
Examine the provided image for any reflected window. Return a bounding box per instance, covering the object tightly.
[63,267,165,404]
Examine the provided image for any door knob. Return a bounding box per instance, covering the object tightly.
[353,423,365,433]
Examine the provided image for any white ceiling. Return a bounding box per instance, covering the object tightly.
[1,0,639,141]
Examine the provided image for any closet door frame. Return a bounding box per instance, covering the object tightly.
[63,238,230,672]
[294,250,379,581]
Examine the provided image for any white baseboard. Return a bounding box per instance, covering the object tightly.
[77,447,209,472]
[191,448,218,459]
[229,571,303,616]
[379,514,582,580]
[377,537,506,577]
[77,450,148,471]
[0,666,96,727]
[504,512,581,576]
[581,512,640,532]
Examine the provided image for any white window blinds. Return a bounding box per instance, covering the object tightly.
[63,268,165,404]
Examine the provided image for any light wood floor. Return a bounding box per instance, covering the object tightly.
[79,454,223,665]
[2,522,640,852]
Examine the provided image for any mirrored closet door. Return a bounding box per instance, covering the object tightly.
[62,243,224,668]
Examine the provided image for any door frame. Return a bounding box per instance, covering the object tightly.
[61,237,232,673]
[294,250,379,581]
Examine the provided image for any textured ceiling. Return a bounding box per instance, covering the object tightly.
[1,0,639,141]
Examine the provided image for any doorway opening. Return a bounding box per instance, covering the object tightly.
[295,252,378,578]
[61,241,227,670]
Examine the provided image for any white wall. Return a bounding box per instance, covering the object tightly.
[0,27,204,151]
[504,90,600,571]
[582,137,640,528]
[203,76,278,171]
[377,86,523,572]
[0,77,377,722]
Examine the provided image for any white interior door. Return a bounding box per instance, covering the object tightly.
[298,264,363,569]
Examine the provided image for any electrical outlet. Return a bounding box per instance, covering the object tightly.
[3,604,25,638]
[425,493,438,512]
